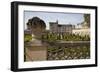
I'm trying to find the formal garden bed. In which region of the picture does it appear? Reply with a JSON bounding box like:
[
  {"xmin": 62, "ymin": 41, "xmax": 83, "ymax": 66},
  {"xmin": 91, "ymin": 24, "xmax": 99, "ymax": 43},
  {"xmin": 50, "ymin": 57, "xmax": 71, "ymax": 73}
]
[
  {"xmin": 47, "ymin": 46, "xmax": 90, "ymax": 60},
  {"xmin": 42, "ymin": 33, "xmax": 90, "ymax": 42}
]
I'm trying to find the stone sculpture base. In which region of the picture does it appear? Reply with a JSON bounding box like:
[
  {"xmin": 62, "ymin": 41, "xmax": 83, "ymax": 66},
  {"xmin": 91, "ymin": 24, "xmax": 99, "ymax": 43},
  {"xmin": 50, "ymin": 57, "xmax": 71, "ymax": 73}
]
[{"xmin": 25, "ymin": 45, "xmax": 47, "ymax": 61}]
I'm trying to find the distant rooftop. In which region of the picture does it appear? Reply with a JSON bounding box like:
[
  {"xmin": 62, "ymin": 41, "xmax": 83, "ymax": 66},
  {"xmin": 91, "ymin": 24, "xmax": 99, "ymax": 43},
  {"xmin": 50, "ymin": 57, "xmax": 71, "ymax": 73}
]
[{"xmin": 49, "ymin": 20, "xmax": 72, "ymax": 26}]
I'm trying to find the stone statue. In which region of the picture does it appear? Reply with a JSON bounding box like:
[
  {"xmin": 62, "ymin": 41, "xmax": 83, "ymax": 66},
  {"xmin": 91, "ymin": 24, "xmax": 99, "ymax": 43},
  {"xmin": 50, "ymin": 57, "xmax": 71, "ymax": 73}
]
[
  {"xmin": 25, "ymin": 17, "xmax": 47, "ymax": 61},
  {"xmin": 26, "ymin": 17, "xmax": 46, "ymax": 46}
]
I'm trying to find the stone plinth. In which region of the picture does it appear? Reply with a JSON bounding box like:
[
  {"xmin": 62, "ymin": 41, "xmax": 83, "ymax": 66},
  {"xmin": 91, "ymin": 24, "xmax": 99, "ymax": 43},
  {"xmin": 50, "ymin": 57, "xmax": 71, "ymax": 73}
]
[{"xmin": 25, "ymin": 40, "xmax": 47, "ymax": 62}]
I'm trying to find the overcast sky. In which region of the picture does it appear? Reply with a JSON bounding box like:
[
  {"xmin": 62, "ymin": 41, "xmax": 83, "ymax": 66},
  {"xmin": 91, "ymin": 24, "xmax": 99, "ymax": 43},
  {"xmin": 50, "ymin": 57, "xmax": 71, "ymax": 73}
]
[{"xmin": 24, "ymin": 11, "xmax": 84, "ymax": 30}]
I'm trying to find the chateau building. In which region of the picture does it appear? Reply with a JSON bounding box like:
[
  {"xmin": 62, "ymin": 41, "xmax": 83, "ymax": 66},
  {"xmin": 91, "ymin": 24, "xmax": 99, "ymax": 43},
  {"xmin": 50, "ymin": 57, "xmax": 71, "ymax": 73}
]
[
  {"xmin": 49, "ymin": 20, "xmax": 90, "ymax": 36},
  {"xmin": 49, "ymin": 20, "xmax": 75, "ymax": 33}
]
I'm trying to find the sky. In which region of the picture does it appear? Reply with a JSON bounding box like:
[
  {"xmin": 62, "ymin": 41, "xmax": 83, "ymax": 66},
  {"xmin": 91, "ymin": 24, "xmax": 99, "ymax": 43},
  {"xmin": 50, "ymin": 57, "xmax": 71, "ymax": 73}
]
[{"xmin": 24, "ymin": 11, "xmax": 84, "ymax": 30}]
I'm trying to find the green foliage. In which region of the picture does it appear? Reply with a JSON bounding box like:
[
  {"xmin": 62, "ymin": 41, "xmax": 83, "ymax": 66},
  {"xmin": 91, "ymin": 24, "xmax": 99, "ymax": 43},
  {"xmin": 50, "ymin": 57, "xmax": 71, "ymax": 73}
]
[
  {"xmin": 47, "ymin": 46, "xmax": 90, "ymax": 60},
  {"xmin": 24, "ymin": 34, "xmax": 32, "ymax": 42},
  {"xmin": 42, "ymin": 33, "xmax": 90, "ymax": 42}
]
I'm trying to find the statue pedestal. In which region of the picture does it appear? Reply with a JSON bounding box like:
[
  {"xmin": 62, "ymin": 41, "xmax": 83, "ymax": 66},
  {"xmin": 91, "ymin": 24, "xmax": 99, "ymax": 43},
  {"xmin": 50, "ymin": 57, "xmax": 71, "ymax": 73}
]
[{"xmin": 25, "ymin": 40, "xmax": 47, "ymax": 61}]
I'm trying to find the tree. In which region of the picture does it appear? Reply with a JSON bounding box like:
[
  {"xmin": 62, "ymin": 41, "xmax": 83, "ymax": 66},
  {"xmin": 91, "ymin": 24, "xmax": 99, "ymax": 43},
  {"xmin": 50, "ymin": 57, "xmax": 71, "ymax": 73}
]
[{"xmin": 84, "ymin": 14, "xmax": 90, "ymax": 27}]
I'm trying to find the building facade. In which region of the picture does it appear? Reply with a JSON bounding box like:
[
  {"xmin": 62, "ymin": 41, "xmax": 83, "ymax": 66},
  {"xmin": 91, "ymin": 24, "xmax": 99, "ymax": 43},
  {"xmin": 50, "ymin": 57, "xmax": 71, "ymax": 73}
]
[
  {"xmin": 49, "ymin": 21, "xmax": 74, "ymax": 33},
  {"xmin": 72, "ymin": 28, "xmax": 90, "ymax": 36},
  {"xmin": 72, "ymin": 21, "xmax": 90, "ymax": 36}
]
